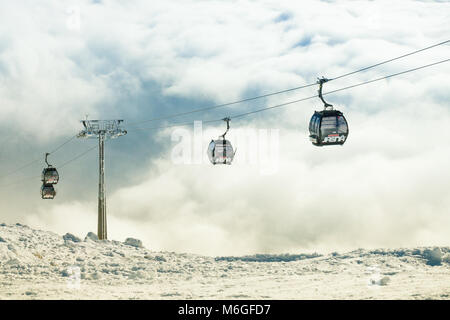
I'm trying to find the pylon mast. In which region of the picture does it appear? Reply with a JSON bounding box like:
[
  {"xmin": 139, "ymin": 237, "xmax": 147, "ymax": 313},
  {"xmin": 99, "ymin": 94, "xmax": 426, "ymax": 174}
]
[
  {"xmin": 77, "ymin": 119, "xmax": 127, "ymax": 240},
  {"xmin": 98, "ymin": 132, "xmax": 106, "ymax": 239}
]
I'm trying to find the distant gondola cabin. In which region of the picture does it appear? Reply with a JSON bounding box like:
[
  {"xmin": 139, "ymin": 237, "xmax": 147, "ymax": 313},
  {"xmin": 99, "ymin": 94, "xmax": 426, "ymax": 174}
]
[
  {"xmin": 207, "ymin": 139, "xmax": 235, "ymax": 165},
  {"xmin": 41, "ymin": 184, "xmax": 56, "ymax": 199}
]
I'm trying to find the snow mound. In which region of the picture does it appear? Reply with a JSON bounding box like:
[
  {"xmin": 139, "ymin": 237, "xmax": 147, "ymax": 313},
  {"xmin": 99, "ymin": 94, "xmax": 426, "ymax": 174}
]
[
  {"xmin": 85, "ymin": 232, "xmax": 98, "ymax": 241},
  {"xmin": 1, "ymin": 223, "xmax": 450, "ymax": 300},
  {"xmin": 423, "ymin": 248, "xmax": 442, "ymax": 266},
  {"xmin": 63, "ymin": 233, "xmax": 81, "ymax": 243},
  {"xmin": 124, "ymin": 238, "xmax": 143, "ymax": 248},
  {"xmin": 215, "ymin": 253, "xmax": 321, "ymax": 262}
]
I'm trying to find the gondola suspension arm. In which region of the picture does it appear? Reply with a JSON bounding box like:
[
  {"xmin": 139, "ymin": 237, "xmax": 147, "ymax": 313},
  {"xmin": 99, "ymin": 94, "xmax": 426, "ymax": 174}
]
[
  {"xmin": 44, "ymin": 152, "xmax": 51, "ymax": 167},
  {"xmin": 220, "ymin": 117, "xmax": 231, "ymax": 139},
  {"xmin": 317, "ymin": 77, "xmax": 333, "ymax": 110}
]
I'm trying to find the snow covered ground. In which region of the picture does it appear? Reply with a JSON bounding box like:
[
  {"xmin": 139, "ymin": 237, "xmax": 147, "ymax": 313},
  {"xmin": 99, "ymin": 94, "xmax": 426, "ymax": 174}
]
[{"xmin": 0, "ymin": 223, "xmax": 449, "ymax": 300}]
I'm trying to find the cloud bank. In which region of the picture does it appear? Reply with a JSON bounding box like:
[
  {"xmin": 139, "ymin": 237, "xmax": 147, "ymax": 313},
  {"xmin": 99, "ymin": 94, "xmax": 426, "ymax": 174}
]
[{"xmin": 0, "ymin": 0, "xmax": 449, "ymax": 255}]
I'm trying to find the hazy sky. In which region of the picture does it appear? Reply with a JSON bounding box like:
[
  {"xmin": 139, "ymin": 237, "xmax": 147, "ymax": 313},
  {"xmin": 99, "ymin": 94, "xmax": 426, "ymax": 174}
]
[{"xmin": 0, "ymin": 0, "xmax": 449, "ymax": 255}]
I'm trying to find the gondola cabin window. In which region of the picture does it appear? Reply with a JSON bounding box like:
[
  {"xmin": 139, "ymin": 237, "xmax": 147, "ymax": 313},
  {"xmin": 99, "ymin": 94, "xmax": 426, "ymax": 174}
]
[
  {"xmin": 337, "ymin": 116, "xmax": 348, "ymax": 133},
  {"xmin": 321, "ymin": 116, "xmax": 338, "ymax": 136}
]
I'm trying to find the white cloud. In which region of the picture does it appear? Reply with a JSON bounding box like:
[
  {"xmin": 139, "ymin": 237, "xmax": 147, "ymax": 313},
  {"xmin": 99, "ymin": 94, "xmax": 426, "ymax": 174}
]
[{"xmin": 1, "ymin": 0, "xmax": 450, "ymax": 255}]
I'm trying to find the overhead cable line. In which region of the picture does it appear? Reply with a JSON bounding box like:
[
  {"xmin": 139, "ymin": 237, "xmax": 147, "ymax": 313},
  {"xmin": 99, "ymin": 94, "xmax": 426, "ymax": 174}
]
[
  {"xmin": 230, "ymin": 58, "xmax": 450, "ymax": 119},
  {"xmin": 128, "ymin": 58, "xmax": 450, "ymax": 131},
  {"xmin": 126, "ymin": 83, "xmax": 318, "ymax": 126},
  {"xmin": 0, "ymin": 158, "xmax": 41, "ymax": 181},
  {"xmin": 0, "ymin": 174, "xmax": 41, "ymax": 190},
  {"xmin": 126, "ymin": 39, "xmax": 449, "ymax": 127},
  {"xmin": 0, "ymin": 144, "xmax": 98, "ymax": 190},
  {"xmin": 58, "ymin": 144, "xmax": 98, "ymax": 169},
  {"xmin": 49, "ymin": 134, "xmax": 77, "ymax": 154},
  {"xmin": 330, "ymin": 39, "xmax": 450, "ymax": 81},
  {"xmin": 0, "ymin": 134, "xmax": 78, "ymax": 181},
  {"xmin": 1, "ymin": 41, "xmax": 449, "ymax": 183}
]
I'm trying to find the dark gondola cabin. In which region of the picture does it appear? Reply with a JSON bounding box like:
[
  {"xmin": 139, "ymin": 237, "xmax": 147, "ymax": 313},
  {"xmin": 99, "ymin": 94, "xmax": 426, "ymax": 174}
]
[
  {"xmin": 309, "ymin": 77, "xmax": 349, "ymax": 146},
  {"xmin": 40, "ymin": 152, "xmax": 59, "ymax": 199},
  {"xmin": 309, "ymin": 110, "xmax": 348, "ymax": 146},
  {"xmin": 42, "ymin": 167, "xmax": 59, "ymax": 185},
  {"xmin": 41, "ymin": 184, "xmax": 56, "ymax": 199},
  {"xmin": 207, "ymin": 139, "xmax": 235, "ymax": 165}
]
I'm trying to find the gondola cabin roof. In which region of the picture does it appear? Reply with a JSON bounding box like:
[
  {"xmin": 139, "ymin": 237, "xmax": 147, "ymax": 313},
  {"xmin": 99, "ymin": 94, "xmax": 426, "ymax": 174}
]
[{"xmin": 313, "ymin": 109, "xmax": 345, "ymax": 117}]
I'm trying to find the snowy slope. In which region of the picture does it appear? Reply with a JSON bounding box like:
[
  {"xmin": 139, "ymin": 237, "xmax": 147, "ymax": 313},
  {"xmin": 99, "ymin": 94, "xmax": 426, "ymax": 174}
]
[{"xmin": 0, "ymin": 223, "xmax": 449, "ymax": 300}]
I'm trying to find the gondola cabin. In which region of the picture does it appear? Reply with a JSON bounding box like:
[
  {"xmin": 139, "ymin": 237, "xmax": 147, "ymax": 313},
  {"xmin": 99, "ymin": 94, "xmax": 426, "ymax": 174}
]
[
  {"xmin": 42, "ymin": 167, "xmax": 59, "ymax": 185},
  {"xmin": 41, "ymin": 184, "xmax": 56, "ymax": 200},
  {"xmin": 309, "ymin": 110, "xmax": 348, "ymax": 146},
  {"xmin": 207, "ymin": 139, "xmax": 235, "ymax": 165}
]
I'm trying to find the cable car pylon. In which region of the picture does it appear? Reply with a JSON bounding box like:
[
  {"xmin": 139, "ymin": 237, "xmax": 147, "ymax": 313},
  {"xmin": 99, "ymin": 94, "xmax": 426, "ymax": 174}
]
[{"xmin": 77, "ymin": 119, "xmax": 127, "ymax": 240}]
